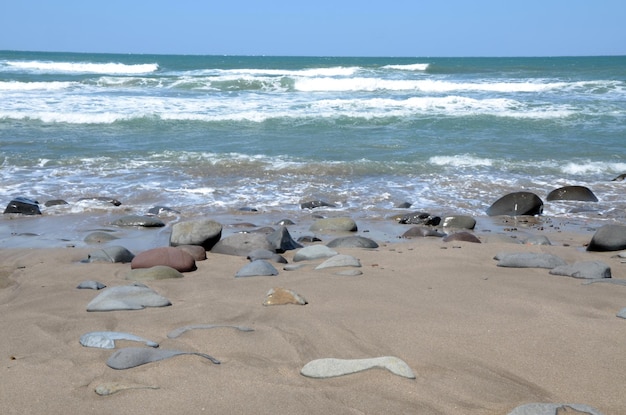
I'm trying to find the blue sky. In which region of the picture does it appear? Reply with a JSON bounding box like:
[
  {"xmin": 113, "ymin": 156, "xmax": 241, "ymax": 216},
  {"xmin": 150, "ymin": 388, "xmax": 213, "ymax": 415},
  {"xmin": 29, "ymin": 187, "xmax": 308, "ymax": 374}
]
[{"xmin": 1, "ymin": 1, "xmax": 624, "ymax": 57}]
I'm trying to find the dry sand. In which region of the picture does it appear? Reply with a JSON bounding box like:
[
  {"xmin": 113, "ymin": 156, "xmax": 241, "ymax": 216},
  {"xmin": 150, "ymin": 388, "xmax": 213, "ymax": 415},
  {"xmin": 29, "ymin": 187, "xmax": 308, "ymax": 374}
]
[{"xmin": 0, "ymin": 228, "xmax": 625, "ymax": 414}]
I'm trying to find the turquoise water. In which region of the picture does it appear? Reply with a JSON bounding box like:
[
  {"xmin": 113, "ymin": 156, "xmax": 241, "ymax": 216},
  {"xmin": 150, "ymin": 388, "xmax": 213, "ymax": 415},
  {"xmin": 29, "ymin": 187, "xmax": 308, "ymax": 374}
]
[{"xmin": 1, "ymin": 51, "xmax": 626, "ymax": 227}]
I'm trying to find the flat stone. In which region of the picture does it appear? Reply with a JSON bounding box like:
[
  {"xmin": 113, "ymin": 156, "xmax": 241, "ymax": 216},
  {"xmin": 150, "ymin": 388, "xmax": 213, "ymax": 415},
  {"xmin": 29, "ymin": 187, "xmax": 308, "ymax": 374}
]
[
  {"xmin": 211, "ymin": 232, "xmax": 274, "ymax": 256},
  {"xmin": 494, "ymin": 252, "xmax": 567, "ymax": 269},
  {"xmin": 169, "ymin": 219, "xmax": 223, "ymax": 250},
  {"xmin": 80, "ymin": 331, "xmax": 159, "ymax": 349},
  {"xmin": 442, "ymin": 231, "xmax": 481, "ymax": 243},
  {"xmin": 86, "ymin": 283, "xmax": 171, "ymax": 311},
  {"xmin": 94, "ymin": 382, "xmax": 159, "ymax": 396},
  {"xmin": 315, "ymin": 254, "xmax": 361, "ymax": 270},
  {"xmin": 310, "ymin": 217, "xmax": 357, "ymax": 232},
  {"xmin": 326, "ymin": 235, "xmax": 379, "ymax": 248},
  {"xmin": 235, "ymin": 260, "xmax": 279, "ymax": 277},
  {"xmin": 126, "ymin": 265, "xmax": 184, "ymax": 281},
  {"xmin": 549, "ymin": 261, "xmax": 611, "ymax": 279},
  {"xmin": 401, "ymin": 226, "xmax": 445, "ymax": 238},
  {"xmin": 76, "ymin": 280, "xmax": 106, "ymax": 290},
  {"xmin": 293, "ymin": 245, "xmax": 338, "ymax": 262},
  {"xmin": 111, "ymin": 215, "xmax": 165, "ymax": 227},
  {"xmin": 247, "ymin": 249, "xmax": 287, "ymax": 263},
  {"xmin": 335, "ymin": 269, "xmax": 363, "ymax": 276},
  {"xmin": 131, "ymin": 246, "xmax": 196, "ymax": 272},
  {"xmin": 84, "ymin": 231, "xmax": 119, "ymax": 243},
  {"xmin": 81, "ymin": 246, "xmax": 135, "ymax": 263},
  {"xmin": 507, "ymin": 403, "xmax": 604, "ymax": 415},
  {"xmin": 106, "ymin": 347, "xmax": 219, "ymax": 369},
  {"xmin": 263, "ymin": 287, "xmax": 308, "ymax": 306},
  {"xmin": 300, "ymin": 356, "xmax": 415, "ymax": 379},
  {"xmin": 167, "ymin": 324, "xmax": 254, "ymax": 339}
]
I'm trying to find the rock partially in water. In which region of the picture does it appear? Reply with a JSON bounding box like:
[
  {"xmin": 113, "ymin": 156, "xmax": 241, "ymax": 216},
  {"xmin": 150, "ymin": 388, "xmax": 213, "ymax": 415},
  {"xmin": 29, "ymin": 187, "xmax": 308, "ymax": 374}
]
[
  {"xmin": 301, "ymin": 356, "xmax": 415, "ymax": 379},
  {"xmin": 3, "ymin": 197, "xmax": 41, "ymax": 215},
  {"xmin": 111, "ymin": 215, "xmax": 165, "ymax": 227},
  {"xmin": 300, "ymin": 200, "xmax": 336, "ymax": 209},
  {"xmin": 84, "ymin": 231, "xmax": 119, "ymax": 244},
  {"xmin": 442, "ymin": 215, "xmax": 476, "ymax": 230},
  {"xmin": 546, "ymin": 185, "xmax": 598, "ymax": 202},
  {"xmin": 486, "ymin": 191, "xmax": 543, "ymax": 216}
]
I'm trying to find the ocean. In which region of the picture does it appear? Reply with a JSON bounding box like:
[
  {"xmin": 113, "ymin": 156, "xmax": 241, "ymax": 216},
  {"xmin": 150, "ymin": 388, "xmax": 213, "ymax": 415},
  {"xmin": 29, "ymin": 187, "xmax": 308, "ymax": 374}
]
[{"xmin": 1, "ymin": 51, "xmax": 625, "ymax": 248}]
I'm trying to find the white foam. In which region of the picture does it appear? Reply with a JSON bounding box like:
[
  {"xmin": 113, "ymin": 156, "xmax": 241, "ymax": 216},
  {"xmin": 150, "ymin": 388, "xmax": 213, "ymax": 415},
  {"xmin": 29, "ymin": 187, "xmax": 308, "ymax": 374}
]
[
  {"xmin": 429, "ymin": 155, "xmax": 494, "ymax": 168},
  {"xmin": 0, "ymin": 81, "xmax": 75, "ymax": 91},
  {"xmin": 4, "ymin": 60, "xmax": 158, "ymax": 74},
  {"xmin": 382, "ymin": 63, "xmax": 430, "ymax": 71},
  {"xmin": 561, "ymin": 161, "xmax": 626, "ymax": 175}
]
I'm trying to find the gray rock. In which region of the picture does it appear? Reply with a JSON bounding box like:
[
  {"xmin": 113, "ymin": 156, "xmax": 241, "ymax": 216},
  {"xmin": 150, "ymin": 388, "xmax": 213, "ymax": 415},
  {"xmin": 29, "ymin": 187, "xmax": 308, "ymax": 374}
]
[
  {"xmin": 494, "ymin": 252, "xmax": 567, "ymax": 269},
  {"xmin": 147, "ymin": 205, "xmax": 180, "ymax": 215},
  {"xmin": 82, "ymin": 246, "xmax": 135, "ymax": 263},
  {"xmin": 401, "ymin": 226, "xmax": 445, "ymax": 238},
  {"xmin": 235, "ymin": 260, "xmax": 279, "ymax": 277},
  {"xmin": 335, "ymin": 269, "xmax": 363, "ymax": 276},
  {"xmin": 293, "ymin": 245, "xmax": 338, "ymax": 262},
  {"xmin": 549, "ymin": 261, "xmax": 611, "ymax": 279},
  {"xmin": 247, "ymin": 249, "xmax": 288, "ymax": 263},
  {"xmin": 616, "ymin": 308, "xmax": 626, "ymax": 319},
  {"xmin": 587, "ymin": 224, "xmax": 626, "ymax": 252},
  {"xmin": 111, "ymin": 215, "xmax": 165, "ymax": 227},
  {"xmin": 442, "ymin": 215, "xmax": 476, "ymax": 230},
  {"xmin": 546, "ymin": 185, "xmax": 598, "ymax": 202},
  {"xmin": 266, "ymin": 226, "xmax": 303, "ymax": 252},
  {"xmin": 106, "ymin": 347, "xmax": 219, "ymax": 370},
  {"xmin": 78, "ymin": 197, "xmax": 122, "ymax": 206},
  {"xmin": 507, "ymin": 403, "xmax": 605, "ymax": 415},
  {"xmin": 84, "ymin": 231, "xmax": 119, "ymax": 243},
  {"xmin": 300, "ymin": 356, "xmax": 415, "ymax": 379},
  {"xmin": 169, "ymin": 219, "xmax": 223, "ymax": 250},
  {"xmin": 326, "ymin": 235, "xmax": 379, "ymax": 248},
  {"xmin": 86, "ymin": 283, "xmax": 171, "ymax": 311},
  {"xmin": 126, "ymin": 265, "xmax": 185, "ymax": 281},
  {"xmin": 310, "ymin": 217, "xmax": 358, "ymax": 232},
  {"xmin": 175, "ymin": 244, "xmax": 207, "ymax": 261},
  {"xmin": 211, "ymin": 232, "xmax": 274, "ymax": 256},
  {"xmin": 315, "ymin": 254, "xmax": 361, "ymax": 270},
  {"xmin": 486, "ymin": 192, "xmax": 543, "ymax": 216},
  {"xmin": 76, "ymin": 280, "xmax": 106, "ymax": 290},
  {"xmin": 80, "ymin": 331, "xmax": 159, "ymax": 349}
]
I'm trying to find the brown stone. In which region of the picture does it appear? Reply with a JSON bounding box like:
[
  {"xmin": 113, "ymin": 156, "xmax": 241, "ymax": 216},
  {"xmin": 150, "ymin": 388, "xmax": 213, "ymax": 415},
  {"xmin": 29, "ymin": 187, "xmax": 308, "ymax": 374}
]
[
  {"xmin": 263, "ymin": 287, "xmax": 307, "ymax": 306},
  {"xmin": 131, "ymin": 246, "xmax": 196, "ymax": 272}
]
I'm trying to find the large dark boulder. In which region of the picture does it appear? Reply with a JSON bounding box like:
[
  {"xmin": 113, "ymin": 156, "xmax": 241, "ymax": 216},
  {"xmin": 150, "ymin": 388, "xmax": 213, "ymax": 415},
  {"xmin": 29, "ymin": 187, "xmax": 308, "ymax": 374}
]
[
  {"xmin": 486, "ymin": 192, "xmax": 543, "ymax": 216},
  {"xmin": 546, "ymin": 185, "xmax": 598, "ymax": 202},
  {"xmin": 266, "ymin": 226, "xmax": 303, "ymax": 252},
  {"xmin": 586, "ymin": 225, "xmax": 626, "ymax": 251},
  {"xmin": 3, "ymin": 197, "xmax": 41, "ymax": 215}
]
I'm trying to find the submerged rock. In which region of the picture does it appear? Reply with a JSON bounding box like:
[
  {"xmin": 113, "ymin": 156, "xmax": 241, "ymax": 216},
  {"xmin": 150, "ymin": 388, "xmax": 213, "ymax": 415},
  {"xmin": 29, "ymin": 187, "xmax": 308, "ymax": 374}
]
[
  {"xmin": 486, "ymin": 192, "xmax": 543, "ymax": 216},
  {"xmin": 546, "ymin": 185, "xmax": 598, "ymax": 202}
]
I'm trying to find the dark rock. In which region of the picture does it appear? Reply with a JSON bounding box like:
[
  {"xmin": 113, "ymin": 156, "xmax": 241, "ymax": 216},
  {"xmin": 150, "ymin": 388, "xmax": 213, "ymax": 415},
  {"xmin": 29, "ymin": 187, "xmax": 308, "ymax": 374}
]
[
  {"xmin": 395, "ymin": 201, "xmax": 412, "ymax": 209},
  {"xmin": 131, "ymin": 247, "xmax": 196, "ymax": 272},
  {"xmin": 442, "ymin": 232, "xmax": 481, "ymax": 243},
  {"xmin": 235, "ymin": 260, "xmax": 279, "ymax": 277},
  {"xmin": 276, "ymin": 219, "xmax": 295, "ymax": 226},
  {"xmin": 395, "ymin": 211, "xmax": 441, "ymax": 226},
  {"xmin": 546, "ymin": 185, "xmax": 598, "ymax": 202},
  {"xmin": 238, "ymin": 206, "xmax": 258, "ymax": 212},
  {"xmin": 147, "ymin": 205, "xmax": 180, "ymax": 215},
  {"xmin": 401, "ymin": 226, "xmax": 445, "ymax": 238},
  {"xmin": 82, "ymin": 246, "xmax": 135, "ymax": 263},
  {"xmin": 266, "ymin": 226, "xmax": 303, "ymax": 252},
  {"xmin": 300, "ymin": 200, "xmax": 336, "ymax": 209},
  {"xmin": 486, "ymin": 192, "xmax": 543, "ymax": 216},
  {"xmin": 78, "ymin": 197, "xmax": 122, "ymax": 206},
  {"xmin": 297, "ymin": 235, "xmax": 322, "ymax": 243},
  {"xmin": 3, "ymin": 197, "xmax": 41, "ymax": 215},
  {"xmin": 549, "ymin": 261, "xmax": 611, "ymax": 279},
  {"xmin": 611, "ymin": 173, "xmax": 626, "ymax": 181},
  {"xmin": 586, "ymin": 225, "xmax": 626, "ymax": 252},
  {"xmin": 326, "ymin": 235, "xmax": 379, "ymax": 248},
  {"xmin": 494, "ymin": 252, "xmax": 567, "ymax": 269},
  {"xmin": 310, "ymin": 217, "xmax": 357, "ymax": 232},
  {"xmin": 169, "ymin": 219, "xmax": 222, "ymax": 250},
  {"xmin": 211, "ymin": 232, "xmax": 274, "ymax": 256},
  {"xmin": 111, "ymin": 215, "xmax": 165, "ymax": 227},
  {"xmin": 442, "ymin": 215, "xmax": 476, "ymax": 230},
  {"xmin": 44, "ymin": 199, "xmax": 68, "ymax": 207}
]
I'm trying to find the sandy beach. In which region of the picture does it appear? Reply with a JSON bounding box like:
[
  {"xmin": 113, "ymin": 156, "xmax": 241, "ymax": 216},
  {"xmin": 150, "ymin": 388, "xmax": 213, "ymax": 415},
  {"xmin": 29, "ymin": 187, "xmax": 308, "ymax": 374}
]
[{"xmin": 0, "ymin": 216, "xmax": 625, "ymax": 415}]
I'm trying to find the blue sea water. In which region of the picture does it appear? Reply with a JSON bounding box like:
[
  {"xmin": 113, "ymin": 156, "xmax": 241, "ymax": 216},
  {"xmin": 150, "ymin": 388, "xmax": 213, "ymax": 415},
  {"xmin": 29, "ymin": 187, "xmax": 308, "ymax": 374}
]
[{"xmin": 1, "ymin": 51, "xmax": 626, "ymax": 246}]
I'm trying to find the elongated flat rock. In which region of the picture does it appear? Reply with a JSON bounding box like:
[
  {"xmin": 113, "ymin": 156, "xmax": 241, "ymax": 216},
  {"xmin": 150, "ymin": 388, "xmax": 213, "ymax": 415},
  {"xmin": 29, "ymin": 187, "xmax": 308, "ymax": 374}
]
[
  {"xmin": 314, "ymin": 254, "xmax": 361, "ymax": 270},
  {"xmin": 86, "ymin": 283, "xmax": 171, "ymax": 311},
  {"xmin": 300, "ymin": 356, "xmax": 415, "ymax": 379},
  {"xmin": 494, "ymin": 252, "xmax": 567, "ymax": 269},
  {"xmin": 507, "ymin": 403, "xmax": 604, "ymax": 415},
  {"xmin": 106, "ymin": 347, "xmax": 220, "ymax": 369},
  {"xmin": 80, "ymin": 331, "xmax": 159, "ymax": 349},
  {"xmin": 167, "ymin": 324, "xmax": 254, "ymax": 339}
]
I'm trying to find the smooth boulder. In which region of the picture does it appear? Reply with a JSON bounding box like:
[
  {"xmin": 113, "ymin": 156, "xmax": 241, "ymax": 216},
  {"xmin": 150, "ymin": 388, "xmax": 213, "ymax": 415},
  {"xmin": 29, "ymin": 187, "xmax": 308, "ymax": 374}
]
[
  {"xmin": 169, "ymin": 219, "xmax": 223, "ymax": 250},
  {"xmin": 442, "ymin": 215, "xmax": 476, "ymax": 230},
  {"xmin": 326, "ymin": 235, "xmax": 379, "ymax": 248},
  {"xmin": 3, "ymin": 197, "xmax": 41, "ymax": 215},
  {"xmin": 586, "ymin": 225, "xmax": 626, "ymax": 252},
  {"xmin": 546, "ymin": 185, "xmax": 598, "ymax": 202},
  {"xmin": 131, "ymin": 246, "xmax": 196, "ymax": 272},
  {"xmin": 310, "ymin": 217, "xmax": 357, "ymax": 232},
  {"xmin": 293, "ymin": 245, "xmax": 338, "ymax": 262},
  {"xmin": 486, "ymin": 192, "xmax": 543, "ymax": 216},
  {"xmin": 211, "ymin": 232, "xmax": 274, "ymax": 256},
  {"xmin": 81, "ymin": 246, "xmax": 135, "ymax": 264},
  {"xmin": 235, "ymin": 260, "xmax": 279, "ymax": 277}
]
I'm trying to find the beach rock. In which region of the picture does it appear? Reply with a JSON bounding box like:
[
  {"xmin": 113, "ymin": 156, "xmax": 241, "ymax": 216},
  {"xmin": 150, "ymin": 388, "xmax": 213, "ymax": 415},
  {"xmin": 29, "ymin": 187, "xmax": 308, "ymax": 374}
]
[
  {"xmin": 84, "ymin": 231, "xmax": 119, "ymax": 243},
  {"xmin": 126, "ymin": 265, "xmax": 184, "ymax": 281},
  {"xmin": 3, "ymin": 197, "xmax": 41, "ymax": 215},
  {"xmin": 94, "ymin": 382, "xmax": 159, "ymax": 396},
  {"xmin": 617, "ymin": 308, "xmax": 626, "ymax": 319},
  {"xmin": 276, "ymin": 218, "xmax": 295, "ymax": 226},
  {"xmin": 211, "ymin": 232, "xmax": 274, "ymax": 256},
  {"xmin": 235, "ymin": 260, "xmax": 279, "ymax": 277},
  {"xmin": 82, "ymin": 246, "xmax": 135, "ymax": 263},
  {"xmin": 395, "ymin": 211, "xmax": 441, "ymax": 226},
  {"xmin": 401, "ymin": 226, "xmax": 445, "ymax": 238},
  {"xmin": 442, "ymin": 231, "xmax": 481, "ymax": 243},
  {"xmin": 76, "ymin": 280, "xmax": 106, "ymax": 290},
  {"xmin": 106, "ymin": 347, "xmax": 219, "ymax": 370},
  {"xmin": 293, "ymin": 245, "xmax": 338, "ymax": 262},
  {"xmin": 147, "ymin": 205, "xmax": 180, "ymax": 215},
  {"xmin": 131, "ymin": 246, "xmax": 196, "ymax": 272},
  {"xmin": 263, "ymin": 287, "xmax": 308, "ymax": 306},
  {"xmin": 395, "ymin": 201, "xmax": 412, "ymax": 208},
  {"xmin": 86, "ymin": 283, "xmax": 171, "ymax": 311},
  {"xmin": 494, "ymin": 252, "xmax": 567, "ymax": 269},
  {"xmin": 44, "ymin": 199, "xmax": 68, "ymax": 207},
  {"xmin": 300, "ymin": 356, "xmax": 415, "ymax": 379},
  {"xmin": 301, "ymin": 200, "xmax": 336, "ymax": 209},
  {"xmin": 486, "ymin": 192, "xmax": 543, "ymax": 216},
  {"xmin": 169, "ymin": 219, "xmax": 223, "ymax": 250},
  {"xmin": 611, "ymin": 173, "xmax": 626, "ymax": 181},
  {"xmin": 167, "ymin": 324, "xmax": 254, "ymax": 339},
  {"xmin": 78, "ymin": 197, "xmax": 122, "ymax": 206},
  {"xmin": 247, "ymin": 249, "xmax": 288, "ymax": 264},
  {"xmin": 315, "ymin": 254, "xmax": 361, "ymax": 270},
  {"xmin": 442, "ymin": 215, "xmax": 476, "ymax": 230},
  {"xmin": 523, "ymin": 235, "xmax": 552, "ymax": 245},
  {"xmin": 586, "ymin": 224, "xmax": 626, "ymax": 251},
  {"xmin": 175, "ymin": 244, "xmax": 207, "ymax": 261},
  {"xmin": 79, "ymin": 331, "xmax": 159, "ymax": 349},
  {"xmin": 326, "ymin": 235, "xmax": 379, "ymax": 248},
  {"xmin": 336, "ymin": 269, "xmax": 363, "ymax": 276},
  {"xmin": 549, "ymin": 261, "xmax": 611, "ymax": 279},
  {"xmin": 297, "ymin": 235, "xmax": 322, "ymax": 243},
  {"xmin": 546, "ymin": 185, "xmax": 598, "ymax": 202},
  {"xmin": 507, "ymin": 403, "xmax": 605, "ymax": 415},
  {"xmin": 310, "ymin": 217, "xmax": 358, "ymax": 232},
  {"xmin": 267, "ymin": 226, "xmax": 303, "ymax": 252},
  {"xmin": 111, "ymin": 214, "xmax": 165, "ymax": 227}
]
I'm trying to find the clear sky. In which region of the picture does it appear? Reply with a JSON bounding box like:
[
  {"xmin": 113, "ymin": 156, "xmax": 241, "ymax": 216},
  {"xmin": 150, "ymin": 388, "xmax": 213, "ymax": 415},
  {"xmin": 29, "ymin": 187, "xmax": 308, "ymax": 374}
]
[{"xmin": 1, "ymin": 1, "xmax": 624, "ymax": 57}]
